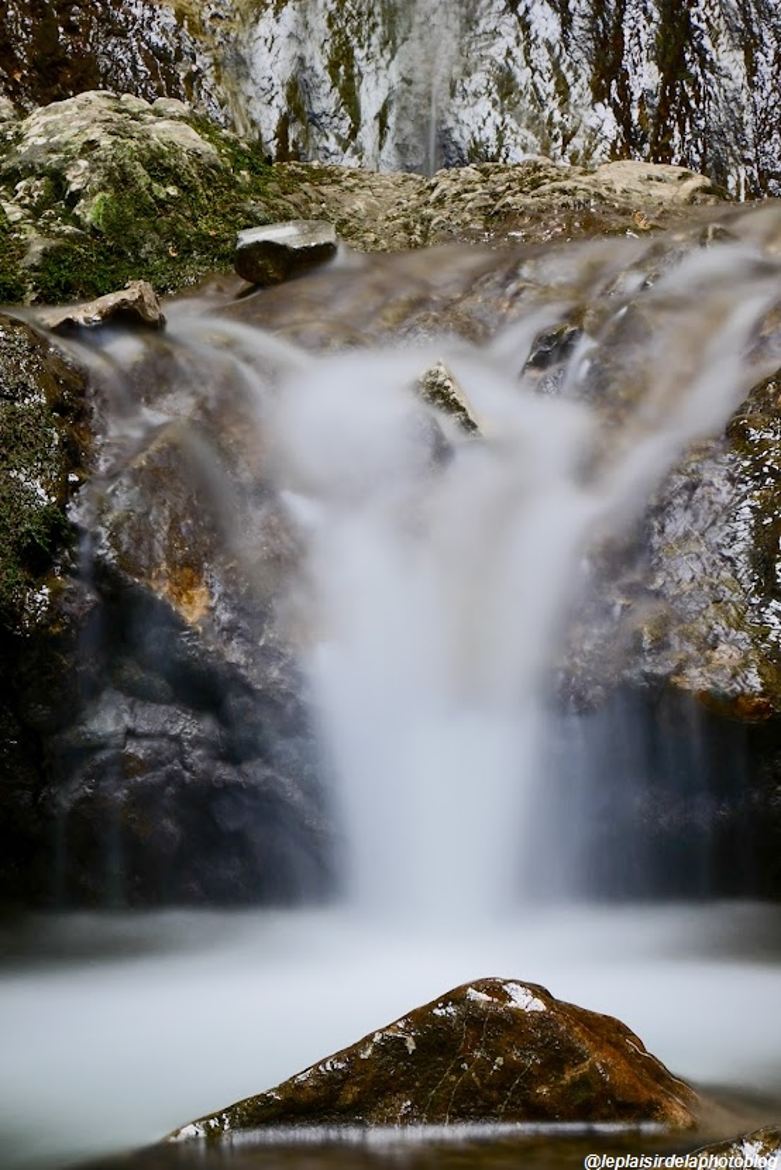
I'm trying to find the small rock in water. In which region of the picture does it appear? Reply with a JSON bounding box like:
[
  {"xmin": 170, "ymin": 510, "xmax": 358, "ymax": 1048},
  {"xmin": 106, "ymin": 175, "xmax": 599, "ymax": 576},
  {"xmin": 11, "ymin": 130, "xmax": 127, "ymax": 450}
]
[
  {"xmin": 168, "ymin": 977, "xmax": 700, "ymax": 1140},
  {"xmin": 37, "ymin": 281, "xmax": 165, "ymax": 332},
  {"xmin": 234, "ymin": 221, "xmax": 338, "ymax": 286},
  {"xmin": 418, "ymin": 360, "xmax": 481, "ymax": 434}
]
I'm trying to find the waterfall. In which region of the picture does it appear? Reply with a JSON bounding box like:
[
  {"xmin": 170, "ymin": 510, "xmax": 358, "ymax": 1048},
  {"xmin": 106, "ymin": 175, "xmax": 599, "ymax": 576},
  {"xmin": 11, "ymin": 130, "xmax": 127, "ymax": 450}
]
[{"xmin": 50, "ymin": 213, "xmax": 781, "ymax": 915}]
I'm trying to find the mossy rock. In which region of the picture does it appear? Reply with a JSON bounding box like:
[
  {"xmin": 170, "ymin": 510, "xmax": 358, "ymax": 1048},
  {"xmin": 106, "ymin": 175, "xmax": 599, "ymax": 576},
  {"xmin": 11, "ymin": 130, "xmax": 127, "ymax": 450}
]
[
  {"xmin": 0, "ymin": 313, "xmax": 88, "ymax": 627},
  {"xmin": 0, "ymin": 91, "xmax": 278, "ymax": 303}
]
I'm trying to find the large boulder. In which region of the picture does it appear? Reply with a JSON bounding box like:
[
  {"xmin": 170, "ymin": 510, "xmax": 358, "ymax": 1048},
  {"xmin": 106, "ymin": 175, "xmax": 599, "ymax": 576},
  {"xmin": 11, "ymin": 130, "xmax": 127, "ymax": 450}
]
[{"xmin": 169, "ymin": 978, "xmax": 699, "ymax": 1140}]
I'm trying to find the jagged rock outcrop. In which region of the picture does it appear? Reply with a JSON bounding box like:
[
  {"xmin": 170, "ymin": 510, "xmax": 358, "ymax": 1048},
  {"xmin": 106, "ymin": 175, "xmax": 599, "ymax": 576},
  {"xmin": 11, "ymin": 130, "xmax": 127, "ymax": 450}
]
[
  {"xmin": 2, "ymin": 1, "xmax": 778, "ymax": 195},
  {"xmin": 169, "ymin": 978, "xmax": 699, "ymax": 1139},
  {"xmin": 0, "ymin": 89, "xmax": 723, "ymax": 306}
]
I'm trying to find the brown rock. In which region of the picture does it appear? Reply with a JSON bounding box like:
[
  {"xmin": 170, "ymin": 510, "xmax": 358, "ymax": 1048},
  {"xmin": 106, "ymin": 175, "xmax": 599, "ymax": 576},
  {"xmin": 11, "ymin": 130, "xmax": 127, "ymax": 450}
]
[
  {"xmin": 37, "ymin": 280, "xmax": 165, "ymax": 332},
  {"xmin": 168, "ymin": 978, "xmax": 699, "ymax": 1141}
]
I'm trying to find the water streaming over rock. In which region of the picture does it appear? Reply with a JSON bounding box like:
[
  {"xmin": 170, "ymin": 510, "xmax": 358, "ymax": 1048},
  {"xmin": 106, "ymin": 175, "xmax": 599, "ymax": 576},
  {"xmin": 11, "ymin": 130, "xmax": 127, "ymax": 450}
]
[{"xmin": 46, "ymin": 210, "xmax": 781, "ymax": 913}]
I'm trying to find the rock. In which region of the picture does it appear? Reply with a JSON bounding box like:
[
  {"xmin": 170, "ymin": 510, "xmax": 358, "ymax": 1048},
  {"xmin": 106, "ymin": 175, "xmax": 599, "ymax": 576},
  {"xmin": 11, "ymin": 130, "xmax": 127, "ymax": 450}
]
[
  {"xmin": 257, "ymin": 159, "xmax": 723, "ymax": 255},
  {"xmin": 28, "ymin": 334, "xmax": 331, "ymax": 908},
  {"xmin": 37, "ymin": 281, "xmax": 165, "ymax": 332},
  {"xmin": 0, "ymin": 85, "xmax": 734, "ymax": 306},
  {"xmin": 169, "ymin": 978, "xmax": 699, "ymax": 1139},
  {"xmin": 417, "ymin": 360, "xmax": 481, "ymax": 435},
  {"xmin": 692, "ymin": 1127, "xmax": 781, "ymax": 1169},
  {"xmin": 0, "ymin": 312, "xmax": 89, "ymax": 907},
  {"xmin": 234, "ymin": 221, "xmax": 338, "ymax": 286},
  {"xmin": 1, "ymin": 3, "xmax": 778, "ymax": 198},
  {"xmin": 0, "ymin": 0, "xmax": 224, "ymax": 117},
  {"xmin": 0, "ymin": 90, "xmax": 279, "ymax": 303},
  {"xmin": 0, "ymin": 314, "xmax": 87, "ymax": 627}
]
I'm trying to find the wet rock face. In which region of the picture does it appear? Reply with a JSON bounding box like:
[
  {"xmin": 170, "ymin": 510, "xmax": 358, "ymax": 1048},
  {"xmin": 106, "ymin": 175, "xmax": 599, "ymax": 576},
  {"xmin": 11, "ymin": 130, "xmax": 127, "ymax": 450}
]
[
  {"xmin": 0, "ymin": 0, "xmax": 225, "ymax": 119},
  {"xmin": 36, "ymin": 332, "xmax": 332, "ymax": 908},
  {"xmin": 224, "ymin": 0, "xmax": 780, "ymax": 195},
  {"xmin": 0, "ymin": 299, "xmax": 332, "ymax": 909},
  {"xmin": 1, "ymin": 2, "xmax": 778, "ymax": 196},
  {"xmin": 0, "ymin": 314, "xmax": 89, "ymax": 905},
  {"xmin": 170, "ymin": 978, "xmax": 699, "ymax": 1138}
]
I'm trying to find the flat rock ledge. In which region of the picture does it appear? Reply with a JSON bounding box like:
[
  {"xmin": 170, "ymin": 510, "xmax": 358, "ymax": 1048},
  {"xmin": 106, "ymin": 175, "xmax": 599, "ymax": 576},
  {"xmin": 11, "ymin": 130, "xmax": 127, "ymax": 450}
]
[
  {"xmin": 168, "ymin": 978, "xmax": 699, "ymax": 1142},
  {"xmin": 234, "ymin": 221, "xmax": 338, "ymax": 286},
  {"xmin": 36, "ymin": 281, "xmax": 165, "ymax": 332}
]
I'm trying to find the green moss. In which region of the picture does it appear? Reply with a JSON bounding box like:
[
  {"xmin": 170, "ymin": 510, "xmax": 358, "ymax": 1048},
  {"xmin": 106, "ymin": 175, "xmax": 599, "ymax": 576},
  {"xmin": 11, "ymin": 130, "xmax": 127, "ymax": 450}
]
[
  {"xmin": 326, "ymin": 20, "xmax": 361, "ymax": 140},
  {"xmin": 0, "ymin": 207, "xmax": 28, "ymax": 303},
  {"xmin": 0, "ymin": 315, "xmax": 88, "ymax": 626},
  {"xmin": 28, "ymin": 136, "xmax": 275, "ymax": 301}
]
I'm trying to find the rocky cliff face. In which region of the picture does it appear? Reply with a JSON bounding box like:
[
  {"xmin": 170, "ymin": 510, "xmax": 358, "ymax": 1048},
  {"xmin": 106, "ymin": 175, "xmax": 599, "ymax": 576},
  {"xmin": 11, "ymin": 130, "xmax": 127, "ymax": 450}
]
[{"xmin": 1, "ymin": 1, "xmax": 779, "ymax": 195}]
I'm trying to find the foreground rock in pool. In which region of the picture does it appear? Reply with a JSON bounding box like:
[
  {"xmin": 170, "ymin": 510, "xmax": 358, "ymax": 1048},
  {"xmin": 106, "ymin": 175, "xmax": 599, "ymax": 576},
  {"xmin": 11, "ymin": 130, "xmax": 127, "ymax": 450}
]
[{"xmin": 169, "ymin": 978, "xmax": 699, "ymax": 1140}]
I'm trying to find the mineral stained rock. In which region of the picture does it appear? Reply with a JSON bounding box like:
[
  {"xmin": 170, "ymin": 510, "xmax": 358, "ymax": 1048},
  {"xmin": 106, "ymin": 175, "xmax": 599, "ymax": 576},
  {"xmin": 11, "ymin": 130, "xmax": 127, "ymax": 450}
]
[{"xmin": 169, "ymin": 978, "xmax": 699, "ymax": 1140}]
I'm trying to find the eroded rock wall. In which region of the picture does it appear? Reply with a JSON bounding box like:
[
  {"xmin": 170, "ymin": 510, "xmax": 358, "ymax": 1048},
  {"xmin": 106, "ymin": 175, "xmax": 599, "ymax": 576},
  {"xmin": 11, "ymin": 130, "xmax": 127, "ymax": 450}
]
[{"xmin": 3, "ymin": 1, "xmax": 777, "ymax": 194}]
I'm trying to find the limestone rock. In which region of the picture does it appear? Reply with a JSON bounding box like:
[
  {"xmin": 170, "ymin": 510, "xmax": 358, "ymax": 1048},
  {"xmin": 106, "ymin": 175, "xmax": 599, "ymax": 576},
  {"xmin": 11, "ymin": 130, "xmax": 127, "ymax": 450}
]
[
  {"xmin": 169, "ymin": 978, "xmax": 699, "ymax": 1139},
  {"xmin": 1, "ymin": 2, "xmax": 778, "ymax": 199},
  {"xmin": 234, "ymin": 221, "xmax": 338, "ymax": 286},
  {"xmin": 37, "ymin": 281, "xmax": 165, "ymax": 332}
]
